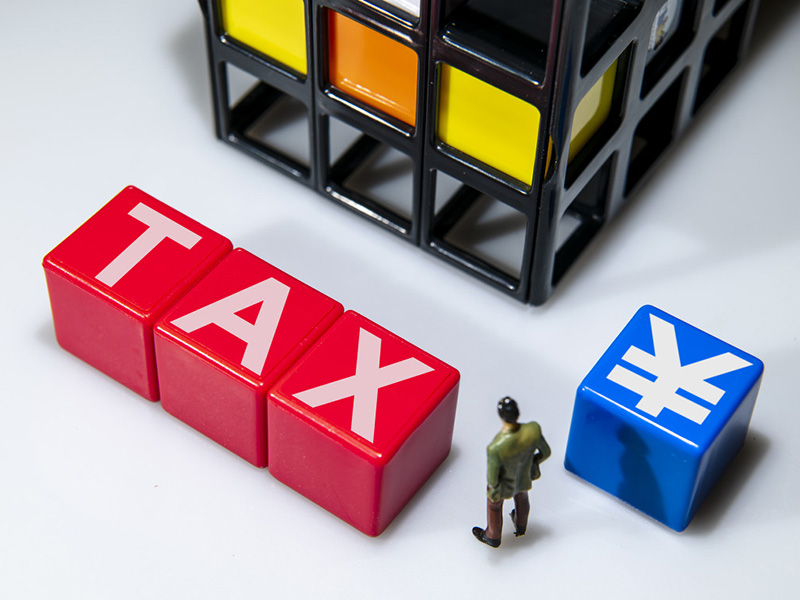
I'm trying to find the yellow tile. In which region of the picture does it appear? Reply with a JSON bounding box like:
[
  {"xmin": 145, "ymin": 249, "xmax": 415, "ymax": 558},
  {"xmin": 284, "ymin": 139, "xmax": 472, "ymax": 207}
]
[
  {"xmin": 569, "ymin": 58, "xmax": 618, "ymax": 162},
  {"xmin": 222, "ymin": 0, "xmax": 307, "ymax": 76},
  {"xmin": 437, "ymin": 64, "xmax": 540, "ymax": 186}
]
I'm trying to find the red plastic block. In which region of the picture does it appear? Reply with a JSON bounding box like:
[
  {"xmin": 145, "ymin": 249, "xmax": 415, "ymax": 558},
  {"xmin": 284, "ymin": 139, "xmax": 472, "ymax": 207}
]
[
  {"xmin": 268, "ymin": 311, "xmax": 460, "ymax": 536},
  {"xmin": 154, "ymin": 248, "xmax": 344, "ymax": 467},
  {"xmin": 43, "ymin": 186, "xmax": 232, "ymax": 400}
]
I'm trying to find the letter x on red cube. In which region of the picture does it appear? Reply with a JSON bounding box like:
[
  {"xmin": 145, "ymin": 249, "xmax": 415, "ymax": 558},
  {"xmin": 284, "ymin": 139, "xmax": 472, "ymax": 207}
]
[
  {"xmin": 42, "ymin": 186, "xmax": 232, "ymax": 400},
  {"xmin": 268, "ymin": 311, "xmax": 460, "ymax": 536},
  {"xmin": 154, "ymin": 248, "xmax": 344, "ymax": 467}
]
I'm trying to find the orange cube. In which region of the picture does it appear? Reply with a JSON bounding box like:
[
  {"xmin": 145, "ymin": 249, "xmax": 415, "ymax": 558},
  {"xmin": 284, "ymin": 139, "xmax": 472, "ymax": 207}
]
[{"xmin": 327, "ymin": 10, "xmax": 418, "ymax": 127}]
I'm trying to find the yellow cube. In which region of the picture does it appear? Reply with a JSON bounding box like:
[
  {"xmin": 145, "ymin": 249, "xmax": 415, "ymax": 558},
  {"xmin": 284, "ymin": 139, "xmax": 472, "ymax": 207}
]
[
  {"xmin": 569, "ymin": 58, "xmax": 618, "ymax": 162},
  {"xmin": 437, "ymin": 64, "xmax": 541, "ymax": 187},
  {"xmin": 222, "ymin": 0, "xmax": 308, "ymax": 76}
]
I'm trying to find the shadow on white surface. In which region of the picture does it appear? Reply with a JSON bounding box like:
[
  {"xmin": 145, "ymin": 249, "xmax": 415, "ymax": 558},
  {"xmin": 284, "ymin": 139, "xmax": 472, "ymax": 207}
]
[{"xmin": 686, "ymin": 431, "xmax": 770, "ymax": 535}]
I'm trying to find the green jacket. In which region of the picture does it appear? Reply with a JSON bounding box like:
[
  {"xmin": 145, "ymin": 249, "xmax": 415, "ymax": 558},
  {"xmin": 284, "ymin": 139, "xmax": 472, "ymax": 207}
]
[{"xmin": 486, "ymin": 422, "xmax": 551, "ymax": 503}]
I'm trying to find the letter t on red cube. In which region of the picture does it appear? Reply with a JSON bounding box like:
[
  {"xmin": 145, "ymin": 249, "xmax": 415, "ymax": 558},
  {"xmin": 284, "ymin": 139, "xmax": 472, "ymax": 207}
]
[
  {"xmin": 43, "ymin": 186, "xmax": 232, "ymax": 400},
  {"xmin": 268, "ymin": 311, "xmax": 460, "ymax": 536}
]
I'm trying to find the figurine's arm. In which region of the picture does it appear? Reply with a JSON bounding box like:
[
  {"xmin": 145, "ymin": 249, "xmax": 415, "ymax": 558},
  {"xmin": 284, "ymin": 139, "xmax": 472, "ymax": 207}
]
[
  {"xmin": 534, "ymin": 434, "xmax": 551, "ymax": 465},
  {"xmin": 530, "ymin": 429, "xmax": 551, "ymax": 480},
  {"xmin": 487, "ymin": 448, "xmax": 500, "ymax": 490}
]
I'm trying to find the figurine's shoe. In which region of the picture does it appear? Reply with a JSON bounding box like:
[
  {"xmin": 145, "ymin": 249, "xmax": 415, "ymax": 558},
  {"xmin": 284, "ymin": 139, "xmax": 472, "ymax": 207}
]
[
  {"xmin": 510, "ymin": 509, "xmax": 526, "ymax": 537},
  {"xmin": 472, "ymin": 527, "xmax": 500, "ymax": 548}
]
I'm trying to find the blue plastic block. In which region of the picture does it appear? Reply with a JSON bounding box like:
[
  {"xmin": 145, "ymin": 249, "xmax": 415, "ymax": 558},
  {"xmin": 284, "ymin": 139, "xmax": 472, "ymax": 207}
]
[{"xmin": 564, "ymin": 305, "xmax": 763, "ymax": 531}]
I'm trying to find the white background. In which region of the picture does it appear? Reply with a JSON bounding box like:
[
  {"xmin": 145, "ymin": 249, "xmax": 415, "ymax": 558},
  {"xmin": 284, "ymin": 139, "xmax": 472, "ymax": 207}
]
[{"xmin": 1, "ymin": 1, "xmax": 798, "ymax": 598}]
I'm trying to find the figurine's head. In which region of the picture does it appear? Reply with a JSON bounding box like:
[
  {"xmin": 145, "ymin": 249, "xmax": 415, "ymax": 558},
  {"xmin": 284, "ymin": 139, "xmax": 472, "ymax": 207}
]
[{"xmin": 497, "ymin": 397, "xmax": 519, "ymax": 424}]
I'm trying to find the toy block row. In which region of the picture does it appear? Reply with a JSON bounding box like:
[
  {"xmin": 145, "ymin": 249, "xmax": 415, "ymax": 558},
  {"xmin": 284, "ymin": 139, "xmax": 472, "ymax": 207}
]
[{"xmin": 43, "ymin": 186, "xmax": 459, "ymax": 536}]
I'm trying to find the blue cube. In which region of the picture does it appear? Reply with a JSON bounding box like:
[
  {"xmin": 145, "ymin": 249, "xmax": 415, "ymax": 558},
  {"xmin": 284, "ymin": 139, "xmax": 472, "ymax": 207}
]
[{"xmin": 564, "ymin": 305, "xmax": 764, "ymax": 531}]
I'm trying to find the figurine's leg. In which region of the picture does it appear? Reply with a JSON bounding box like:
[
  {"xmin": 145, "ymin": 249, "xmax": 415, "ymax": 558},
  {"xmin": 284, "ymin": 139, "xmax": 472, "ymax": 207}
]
[
  {"xmin": 486, "ymin": 498, "xmax": 503, "ymax": 540},
  {"xmin": 511, "ymin": 492, "xmax": 530, "ymax": 536},
  {"xmin": 472, "ymin": 498, "xmax": 503, "ymax": 547}
]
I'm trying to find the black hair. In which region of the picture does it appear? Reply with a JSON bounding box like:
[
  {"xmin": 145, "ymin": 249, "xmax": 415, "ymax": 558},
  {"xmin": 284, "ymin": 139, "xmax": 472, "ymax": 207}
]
[{"xmin": 497, "ymin": 397, "xmax": 519, "ymax": 424}]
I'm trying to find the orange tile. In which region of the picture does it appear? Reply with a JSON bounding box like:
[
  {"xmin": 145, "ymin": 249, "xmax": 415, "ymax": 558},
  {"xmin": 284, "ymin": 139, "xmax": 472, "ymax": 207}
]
[{"xmin": 327, "ymin": 10, "xmax": 418, "ymax": 127}]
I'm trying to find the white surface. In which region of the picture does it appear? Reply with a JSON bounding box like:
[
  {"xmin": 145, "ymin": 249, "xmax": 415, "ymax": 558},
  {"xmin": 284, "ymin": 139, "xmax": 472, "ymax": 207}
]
[{"xmin": 2, "ymin": 1, "xmax": 798, "ymax": 598}]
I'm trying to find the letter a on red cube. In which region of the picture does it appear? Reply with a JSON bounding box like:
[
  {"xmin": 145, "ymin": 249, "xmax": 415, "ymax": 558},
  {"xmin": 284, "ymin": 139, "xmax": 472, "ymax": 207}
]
[
  {"xmin": 268, "ymin": 311, "xmax": 460, "ymax": 536},
  {"xmin": 43, "ymin": 186, "xmax": 232, "ymax": 400},
  {"xmin": 154, "ymin": 249, "xmax": 344, "ymax": 467}
]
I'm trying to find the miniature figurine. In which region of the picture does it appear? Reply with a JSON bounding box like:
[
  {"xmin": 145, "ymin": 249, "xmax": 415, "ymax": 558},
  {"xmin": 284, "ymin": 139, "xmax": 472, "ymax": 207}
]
[{"xmin": 473, "ymin": 397, "xmax": 550, "ymax": 548}]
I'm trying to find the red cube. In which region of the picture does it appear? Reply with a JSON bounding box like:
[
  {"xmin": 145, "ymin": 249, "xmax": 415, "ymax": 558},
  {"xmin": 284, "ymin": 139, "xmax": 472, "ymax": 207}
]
[
  {"xmin": 43, "ymin": 186, "xmax": 232, "ymax": 400},
  {"xmin": 268, "ymin": 311, "xmax": 460, "ymax": 536},
  {"xmin": 154, "ymin": 248, "xmax": 344, "ymax": 467}
]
